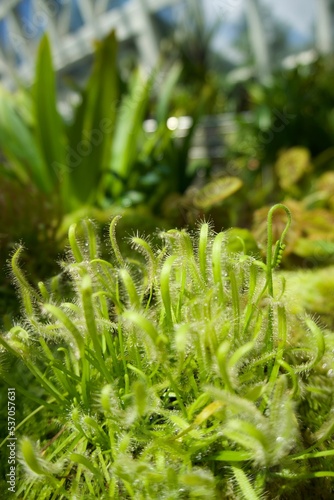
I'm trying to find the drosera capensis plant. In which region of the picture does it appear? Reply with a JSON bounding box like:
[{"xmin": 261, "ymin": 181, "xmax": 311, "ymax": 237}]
[{"xmin": 1, "ymin": 206, "xmax": 334, "ymax": 499}]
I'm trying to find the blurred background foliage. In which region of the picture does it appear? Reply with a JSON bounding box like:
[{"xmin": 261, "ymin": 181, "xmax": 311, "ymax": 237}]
[{"xmin": 1, "ymin": 0, "xmax": 334, "ymax": 327}]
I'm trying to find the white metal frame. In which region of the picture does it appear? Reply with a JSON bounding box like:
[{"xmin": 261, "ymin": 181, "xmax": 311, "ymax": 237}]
[{"xmin": 0, "ymin": 0, "xmax": 332, "ymax": 88}]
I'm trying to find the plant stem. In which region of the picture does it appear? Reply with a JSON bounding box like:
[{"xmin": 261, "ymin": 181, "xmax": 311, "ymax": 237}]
[{"xmin": 266, "ymin": 204, "xmax": 291, "ymax": 297}]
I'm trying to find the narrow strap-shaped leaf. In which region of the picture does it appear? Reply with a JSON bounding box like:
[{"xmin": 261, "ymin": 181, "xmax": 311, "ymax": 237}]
[
  {"xmin": 34, "ymin": 35, "xmax": 66, "ymax": 195},
  {"xmin": 66, "ymin": 31, "xmax": 118, "ymax": 207},
  {"xmin": 109, "ymin": 69, "xmax": 153, "ymax": 198},
  {"xmin": 0, "ymin": 87, "xmax": 49, "ymax": 190}
]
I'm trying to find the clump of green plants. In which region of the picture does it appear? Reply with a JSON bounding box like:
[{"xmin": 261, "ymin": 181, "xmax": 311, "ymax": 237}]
[{"xmin": 1, "ymin": 205, "xmax": 334, "ymax": 499}]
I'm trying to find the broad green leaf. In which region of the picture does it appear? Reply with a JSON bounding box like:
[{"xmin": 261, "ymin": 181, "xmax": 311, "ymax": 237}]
[
  {"xmin": 0, "ymin": 87, "xmax": 48, "ymax": 189},
  {"xmin": 34, "ymin": 35, "xmax": 66, "ymax": 193},
  {"xmin": 109, "ymin": 69, "xmax": 153, "ymax": 197},
  {"xmin": 66, "ymin": 31, "xmax": 118, "ymax": 208}
]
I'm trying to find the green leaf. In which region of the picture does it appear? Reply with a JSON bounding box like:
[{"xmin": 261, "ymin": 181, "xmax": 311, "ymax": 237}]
[
  {"xmin": 231, "ymin": 464, "xmax": 260, "ymax": 500},
  {"xmin": 313, "ymin": 409, "xmax": 334, "ymax": 446},
  {"xmin": 156, "ymin": 62, "xmax": 182, "ymax": 122},
  {"xmin": 69, "ymin": 453, "xmax": 102, "ymax": 478},
  {"xmin": 119, "ymin": 269, "xmax": 141, "ymax": 308},
  {"xmin": 109, "ymin": 69, "xmax": 153, "ymax": 197},
  {"xmin": 210, "ymin": 450, "xmax": 252, "ymax": 462},
  {"xmin": 268, "ymin": 376, "xmax": 298, "ymax": 462},
  {"xmin": 294, "ymin": 238, "xmax": 334, "ymax": 260},
  {"xmin": 34, "ymin": 34, "xmax": 66, "ymax": 193},
  {"xmin": 66, "ymin": 31, "xmax": 118, "ymax": 208},
  {"xmin": 0, "ymin": 87, "xmax": 48, "ymax": 190},
  {"xmin": 222, "ymin": 419, "xmax": 269, "ymax": 465},
  {"xmin": 123, "ymin": 311, "xmax": 164, "ymax": 346},
  {"xmin": 275, "ymin": 147, "xmax": 311, "ymax": 190},
  {"xmin": 295, "ymin": 317, "xmax": 325, "ymax": 372}
]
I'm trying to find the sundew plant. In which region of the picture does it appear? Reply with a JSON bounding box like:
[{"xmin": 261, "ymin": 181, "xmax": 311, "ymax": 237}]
[{"xmin": 1, "ymin": 204, "xmax": 334, "ymax": 499}]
